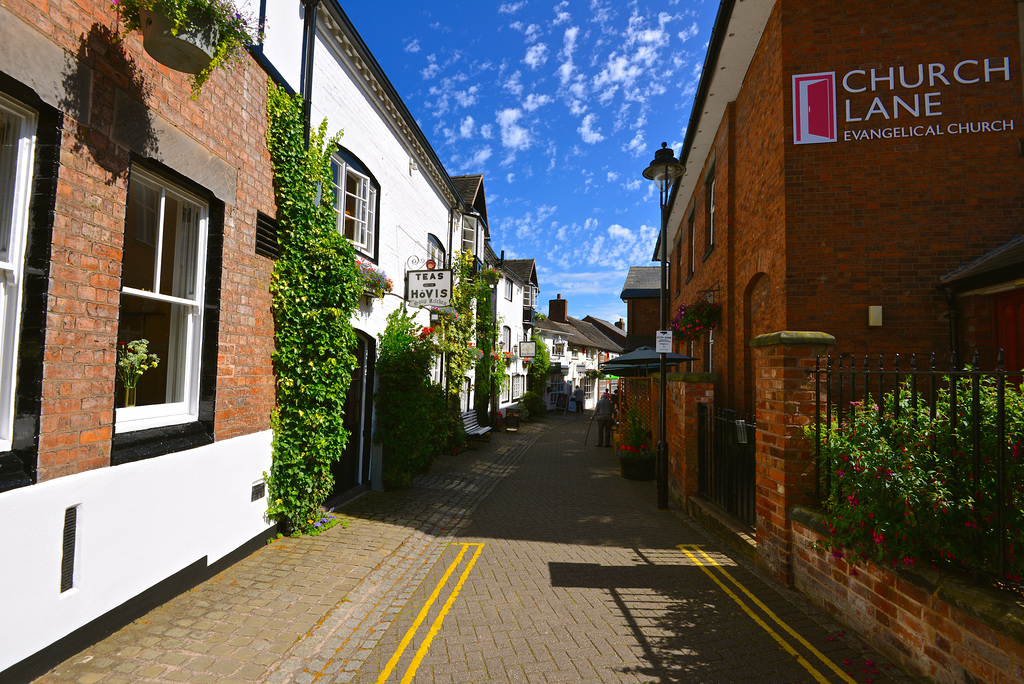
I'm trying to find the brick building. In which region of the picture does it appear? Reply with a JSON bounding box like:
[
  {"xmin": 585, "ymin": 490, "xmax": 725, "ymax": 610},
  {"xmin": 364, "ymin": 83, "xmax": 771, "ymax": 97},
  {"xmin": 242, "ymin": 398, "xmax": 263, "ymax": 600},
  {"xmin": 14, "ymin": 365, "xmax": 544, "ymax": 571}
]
[{"xmin": 667, "ymin": 0, "xmax": 1024, "ymax": 412}]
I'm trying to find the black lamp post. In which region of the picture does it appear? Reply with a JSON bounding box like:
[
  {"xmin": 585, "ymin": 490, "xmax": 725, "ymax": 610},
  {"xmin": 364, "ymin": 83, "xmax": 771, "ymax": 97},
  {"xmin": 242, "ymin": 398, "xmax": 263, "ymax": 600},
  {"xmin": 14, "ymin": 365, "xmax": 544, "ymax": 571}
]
[{"xmin": 642, "ymin": 142, "xmax": 684, "ymax": 510}]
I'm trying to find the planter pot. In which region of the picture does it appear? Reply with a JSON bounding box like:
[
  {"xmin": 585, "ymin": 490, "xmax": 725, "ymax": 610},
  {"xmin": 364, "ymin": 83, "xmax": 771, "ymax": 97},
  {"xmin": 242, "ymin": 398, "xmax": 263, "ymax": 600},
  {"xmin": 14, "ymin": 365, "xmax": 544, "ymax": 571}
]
[
  {"xmin": 140, "ymin": 7, "xmax": 219, "ymax": 75},
  {"xmin": 122, "ymin": 385, "xmax": 137, "ymax": 408},
  {"xmin": 620, "ymin": 457, "xmax": 655, "ymax": 481}
]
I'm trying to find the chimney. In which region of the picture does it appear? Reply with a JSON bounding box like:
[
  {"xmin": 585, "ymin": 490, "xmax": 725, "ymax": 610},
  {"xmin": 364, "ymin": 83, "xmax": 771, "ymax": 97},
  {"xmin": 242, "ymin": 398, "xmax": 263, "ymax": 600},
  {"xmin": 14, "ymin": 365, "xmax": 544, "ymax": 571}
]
[
  {"xmin": 615, "ymin": 318, "xmax": 625, "ymax": 331},
  {"xmin": 549, "ymin": 294, "xmax": 567, "ymax": 323}
]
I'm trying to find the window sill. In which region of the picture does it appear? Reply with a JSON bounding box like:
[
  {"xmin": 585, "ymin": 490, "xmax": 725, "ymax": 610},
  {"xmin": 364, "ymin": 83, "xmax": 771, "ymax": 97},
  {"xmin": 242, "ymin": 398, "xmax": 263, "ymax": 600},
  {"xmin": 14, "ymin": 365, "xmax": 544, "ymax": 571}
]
[
  {"xmin": 111, "ymin": 420, "xmax": 214, "ymax": 466},
  {"xmin": 686, "ymin": 273, "xmax": 694, "ymax": 284},
  {"xmin": 702, "ymin": 245, "xmax": 715, "ymax": 262},
  {"xmin": 115, "ymin": 403, "xmax": 196, "ymax": 434}
]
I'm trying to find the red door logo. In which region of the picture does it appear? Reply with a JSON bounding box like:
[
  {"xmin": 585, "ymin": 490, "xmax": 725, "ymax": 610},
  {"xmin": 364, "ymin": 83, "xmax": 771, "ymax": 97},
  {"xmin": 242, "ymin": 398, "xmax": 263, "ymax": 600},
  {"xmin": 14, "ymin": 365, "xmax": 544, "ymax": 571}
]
[{"xmin": 792, "ymin": 72, "xmax": 837, "ymax": 145}]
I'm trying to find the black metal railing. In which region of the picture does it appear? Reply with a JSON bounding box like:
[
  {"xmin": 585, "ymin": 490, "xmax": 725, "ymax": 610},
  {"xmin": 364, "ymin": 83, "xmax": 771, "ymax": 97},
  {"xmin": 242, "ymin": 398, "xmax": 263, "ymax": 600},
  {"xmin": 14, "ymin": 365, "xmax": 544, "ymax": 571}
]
[
  {"xmin": 697, "ymin": 404, "xmax": 756, "ymax": 529},
  {"xmin": 812, "ymin": 351, "xmax": 1023, "ymax": 585}
]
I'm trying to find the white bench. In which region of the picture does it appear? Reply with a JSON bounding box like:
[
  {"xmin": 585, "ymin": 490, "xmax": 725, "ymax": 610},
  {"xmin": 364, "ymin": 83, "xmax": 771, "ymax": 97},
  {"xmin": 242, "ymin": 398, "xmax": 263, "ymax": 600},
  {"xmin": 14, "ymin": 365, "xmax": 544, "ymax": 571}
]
[{"xmin": 460, "ymin": 411, "xmax": 492, "ymax": 438}]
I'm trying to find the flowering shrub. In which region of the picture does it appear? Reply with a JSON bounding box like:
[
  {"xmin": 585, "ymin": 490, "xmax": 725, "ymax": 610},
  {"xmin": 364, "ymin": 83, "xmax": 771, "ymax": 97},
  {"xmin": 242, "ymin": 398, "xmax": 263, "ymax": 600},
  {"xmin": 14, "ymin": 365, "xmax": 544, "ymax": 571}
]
[
  {"xmin": 111, "ymin": 0, "xmax": 262, "ymax": 96},
  {"xmin": 671, "ymin": 299, "xmax": 722, "ymax": 342},
  {"xmin": 357, "ymin": 258, "xmax": 393, "ymax": 299},
  {"xmin": 813, "ymin": 375, "xmax": 1024, "ymax": 582}
]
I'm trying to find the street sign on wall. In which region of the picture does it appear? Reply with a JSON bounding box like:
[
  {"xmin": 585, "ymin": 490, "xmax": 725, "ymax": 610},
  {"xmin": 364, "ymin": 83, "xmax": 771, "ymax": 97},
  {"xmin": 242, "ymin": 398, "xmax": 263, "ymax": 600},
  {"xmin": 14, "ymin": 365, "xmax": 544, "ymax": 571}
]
[{"xmin": 406, "ymin": 269, "xmax": 452, "ymax": 307}]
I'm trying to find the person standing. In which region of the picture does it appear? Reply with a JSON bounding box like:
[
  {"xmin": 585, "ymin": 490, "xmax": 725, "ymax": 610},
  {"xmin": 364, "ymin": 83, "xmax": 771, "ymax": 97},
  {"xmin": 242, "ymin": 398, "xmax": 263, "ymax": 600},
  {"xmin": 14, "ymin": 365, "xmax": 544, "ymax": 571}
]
[
  {"xmin": 594, "ymin": 392, "xmax": 614, "ymax": 446},
  {"xmin": 573, "ymin": 385, "xmax": 585, "ymax": 414}
]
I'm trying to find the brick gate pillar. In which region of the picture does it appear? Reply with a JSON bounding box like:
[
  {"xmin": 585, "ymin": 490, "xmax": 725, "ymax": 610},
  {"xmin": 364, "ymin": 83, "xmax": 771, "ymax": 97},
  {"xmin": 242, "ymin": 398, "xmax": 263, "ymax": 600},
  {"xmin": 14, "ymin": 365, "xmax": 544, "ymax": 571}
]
[
  {"xmin": 664, "ymin": 372, "xmax": 714, "ymax": 508},
  {"xmin": 749, "ymin": 331, "xmax": 835, "ymax": 585}
]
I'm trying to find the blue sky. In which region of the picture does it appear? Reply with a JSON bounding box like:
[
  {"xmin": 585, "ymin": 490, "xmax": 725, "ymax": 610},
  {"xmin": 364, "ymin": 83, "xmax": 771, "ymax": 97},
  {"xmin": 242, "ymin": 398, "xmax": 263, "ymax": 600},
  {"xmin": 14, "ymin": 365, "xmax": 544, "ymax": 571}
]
[{"xmin": 343, "ymin": 1, "xmax": 717, "ymax": 324}]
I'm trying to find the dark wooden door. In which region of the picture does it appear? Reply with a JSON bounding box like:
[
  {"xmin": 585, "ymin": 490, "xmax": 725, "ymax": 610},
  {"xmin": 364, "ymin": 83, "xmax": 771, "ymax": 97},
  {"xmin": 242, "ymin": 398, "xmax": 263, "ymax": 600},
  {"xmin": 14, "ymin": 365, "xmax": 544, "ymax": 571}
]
[{"xmin": 995, "ymin": 289, "xmax": 1024, "ymax": 375}]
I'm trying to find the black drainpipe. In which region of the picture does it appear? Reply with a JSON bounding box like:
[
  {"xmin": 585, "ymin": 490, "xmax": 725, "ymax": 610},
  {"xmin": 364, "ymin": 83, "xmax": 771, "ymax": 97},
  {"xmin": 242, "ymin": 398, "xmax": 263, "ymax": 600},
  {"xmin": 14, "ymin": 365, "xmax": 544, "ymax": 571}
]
[
  {"xmin": 301, "ymin": 0, "xmax": 321, "ymax": 148},
  {"xmin": 945, "ymin": 287, "xmax": 960, "ymax": 362}
]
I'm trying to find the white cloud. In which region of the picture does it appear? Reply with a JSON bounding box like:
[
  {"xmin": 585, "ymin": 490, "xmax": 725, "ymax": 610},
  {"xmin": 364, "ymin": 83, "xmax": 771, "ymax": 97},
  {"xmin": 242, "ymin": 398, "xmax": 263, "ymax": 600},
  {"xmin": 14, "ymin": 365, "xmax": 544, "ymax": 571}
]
[
  {"xmin": 470, "ymin": 146, "xmax": 493, "ymax": 166},
  {"xmin": 480, "ymin": 124, "xmax": 494, "ymax": 139},
  {"xmin": 506, "ymin": 172, "xmax": 516, "ymax": 183},
  {"xmin": 522, "ymin": 93, "xmax": 552, "ymax": 112},
  {"xmin": 523, "ymin": 43, "xmax": 549, "ymax": 69},
  {"xmin": 454, "ymin": 85, "xmax": 479, "ymax": 108},
  {"xmin": 678, "ymin": 22, "xmax": 700, "ymax": 42},
  {"xmin": 607, "ymin": 171, "xmax": 620, "ymax": 182},
  {"xmin": 421, "ymin": 55, "xmax": 439, "ymax": 80},
  {"xmin": 499, "ymin": 2, "xmax": 526, "ymax": 14},
  {"xmin": 578, "ymin": 114, "xmax": 605, "ymax": 144},
  {"xmin": 552, "ymin": 1, "xmax": 571, "ymax": 26},
  {"xmin": 460, "ymin": 116, "xmax": 475, "ymax": 138},
  {"xmin": 497, "ymin": 108, "xmax": 531, "ymax": 150},
  {"xmin": 625, "ymin": 129, "xmax": 647, "ymax": 157},
  {"xmin": 557, "ymin": 26, "xmax": 579, "ymax": 85},
  {"xmin": 404, "ymin": 38, "xmax": 421, "ymax": 53},
  {"xmin": 503, "ymin": 70, "xmax": 524, "ymax": 96}
]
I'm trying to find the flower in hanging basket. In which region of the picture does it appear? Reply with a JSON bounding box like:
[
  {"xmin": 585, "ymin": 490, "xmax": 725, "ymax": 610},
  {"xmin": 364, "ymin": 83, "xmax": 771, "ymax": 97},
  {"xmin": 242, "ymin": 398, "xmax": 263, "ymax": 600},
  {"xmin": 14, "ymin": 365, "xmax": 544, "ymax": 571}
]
[
  {"xmin": 430, "ymin": 305, "xmax": 459, "ymax": 322},
  {"xmin": 671, "ymin": 299, "xmax": 722, "ymax": 342},
  {"xmin": 479, "ymin": 267, "xmax": 502, "ymax": 286},
  {"xmin": 111, "ymin": 0, "xmax": 263, "ymax": 97},
  {"xmin": 471, "ymin": 347, "xmax": 485, "ymax": 361},
  {"xmin": 356, "ymin": 259, "xmax": 393, "ymax": 300}
]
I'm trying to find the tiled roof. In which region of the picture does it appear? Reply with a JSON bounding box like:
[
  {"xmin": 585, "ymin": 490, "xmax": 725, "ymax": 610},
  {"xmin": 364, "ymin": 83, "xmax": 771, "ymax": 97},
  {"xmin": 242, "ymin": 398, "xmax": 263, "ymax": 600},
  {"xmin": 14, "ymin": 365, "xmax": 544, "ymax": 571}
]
[
  {"xmin": 940, "ymin": 234, "xmax": 1024, "ymax": 292},
  {"xmin": 503, "ymin": 259, "xmax": 538, "ymax": 287},
  {"xmin": 583, "ymin": 315, "xmax": 628, "ymax": 347},
  {"xmin": 535, "ymin": 316, "xmax": 623, "ymax": 353},
  {"xmin": 620, "ymin": 266, "xmax": 661, "ymax": 299},
  {"xmin": 451, "ymin": 174, "xmax": 488, "ymax": 228}
]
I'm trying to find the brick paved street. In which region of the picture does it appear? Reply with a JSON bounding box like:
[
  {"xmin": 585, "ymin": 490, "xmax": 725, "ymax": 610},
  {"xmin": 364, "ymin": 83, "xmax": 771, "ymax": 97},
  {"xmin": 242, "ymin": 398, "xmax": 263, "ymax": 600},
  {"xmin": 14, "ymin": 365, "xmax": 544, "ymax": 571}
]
[{"xmin": 35, "ymin": 414, "xmax": 918, "ymax": 683}]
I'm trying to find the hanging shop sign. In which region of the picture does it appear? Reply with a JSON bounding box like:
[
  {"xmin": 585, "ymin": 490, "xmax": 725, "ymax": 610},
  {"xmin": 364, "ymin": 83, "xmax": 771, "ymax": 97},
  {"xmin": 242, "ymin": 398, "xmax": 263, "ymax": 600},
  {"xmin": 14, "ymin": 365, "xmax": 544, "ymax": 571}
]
[
  {"xmin": 793, "ymin": 56, "xmax": 1014, "ymax": 145},
  {"xmin": 407, "ymin": 269, "xmax": 452, "ymax": 307}
]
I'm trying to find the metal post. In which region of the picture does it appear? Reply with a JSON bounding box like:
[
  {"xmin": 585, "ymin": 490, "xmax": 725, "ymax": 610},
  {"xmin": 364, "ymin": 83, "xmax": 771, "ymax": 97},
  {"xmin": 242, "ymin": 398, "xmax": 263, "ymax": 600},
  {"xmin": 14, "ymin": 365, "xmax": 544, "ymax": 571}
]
[{"xmin": 657, "ymin": 171, "xmax": 669, "ymax": 510}]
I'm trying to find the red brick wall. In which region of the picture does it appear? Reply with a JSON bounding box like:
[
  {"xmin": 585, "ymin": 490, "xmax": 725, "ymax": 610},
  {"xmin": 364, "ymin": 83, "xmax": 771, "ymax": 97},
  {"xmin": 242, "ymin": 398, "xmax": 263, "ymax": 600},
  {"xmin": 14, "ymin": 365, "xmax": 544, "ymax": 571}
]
[
  {"xmin": 793, "ymin": 518, "xmax": 1024, "ymax": 684},
  {"xmin": 671, "ymin": 0, "xmax": 1023, "ymax": 410},
  {"xmin": 9, "ymin": 1, "xmax": 277, "ymax": 480},
  {"xmin": 664, "ymin": 374, "xmax": 714, "ymax": 506},
  {"xmin": 627, "ymin": 298, "xmax": 660, "ymax": 347},
  {"xmin": 782, "ymin": 0, "xmax": 1024, "ymax": 359}
]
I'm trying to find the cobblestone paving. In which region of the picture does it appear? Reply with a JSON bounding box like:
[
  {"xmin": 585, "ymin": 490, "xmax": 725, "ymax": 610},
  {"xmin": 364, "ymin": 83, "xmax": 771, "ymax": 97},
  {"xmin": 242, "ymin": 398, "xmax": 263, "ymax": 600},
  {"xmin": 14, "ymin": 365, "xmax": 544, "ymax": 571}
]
[{"xmin": 34, "ymin": 414, "xmax": 918, "ymax": 683}]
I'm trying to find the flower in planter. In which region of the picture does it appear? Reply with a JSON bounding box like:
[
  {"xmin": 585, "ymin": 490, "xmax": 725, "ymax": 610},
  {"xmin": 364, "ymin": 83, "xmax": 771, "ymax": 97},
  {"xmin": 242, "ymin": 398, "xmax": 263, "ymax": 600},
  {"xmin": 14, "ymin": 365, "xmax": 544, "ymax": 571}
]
[
  {"xmin": 430, "ymin": 305, "xmax": 459, "ymax": 322},
  {"xmin": 356, "ymin": 258, "xmax": 393, "ymax": 299},
  {"xmin": 671, "ymin": 299, "xmax": 722, "ymax": 342},
  {"xmin": 618, "ymin": 444, "xmax": 655, "ymax": 461},
  {"xmin": 111, "ymin": 0, "xmax": 263, "ymax": 97}
]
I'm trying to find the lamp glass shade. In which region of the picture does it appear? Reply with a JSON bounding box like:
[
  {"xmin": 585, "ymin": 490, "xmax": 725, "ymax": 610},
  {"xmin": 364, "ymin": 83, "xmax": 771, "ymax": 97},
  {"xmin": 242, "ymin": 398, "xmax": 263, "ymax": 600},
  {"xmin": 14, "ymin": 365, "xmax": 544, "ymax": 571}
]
[{"xmin": 642, "ymin": 143, "xmax": 684, "ymax": 186}]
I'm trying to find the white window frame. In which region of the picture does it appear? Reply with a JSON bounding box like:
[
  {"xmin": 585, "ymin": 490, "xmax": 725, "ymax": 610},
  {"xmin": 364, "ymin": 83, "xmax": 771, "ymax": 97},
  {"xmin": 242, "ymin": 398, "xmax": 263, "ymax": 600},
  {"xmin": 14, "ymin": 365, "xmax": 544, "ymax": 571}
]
[
  {"xmin": 552, "ymin": 342, "xmax": 564, "ymax": 357},
  {"xmin": 706, "ymin": 174, "xmax": 716, "ymax": 249},
  {"xmin": 461, "ymin": 215, "xmax": 477, "ymax": 254},
  {"xmin": 116, "ymin": 167, "xmax": 209, "ymax": 433},
  {"xmin": 0, "ymin": 95, "xmax": 37, "ymax": 451},
  {"xmin": 427, "ymin": 233, "xmax": 445, "ymax": 267},
  {"xmin": 522, "ymin": 284, "xmax": 534, "ymax": 308},
  {"xmin": 504, "ymin": 277, "xmax": 513, "ymax": 301},
  {"xmin": 331, "ymin": 155, "xmax": 377, "ymax": 256},
  {"xmin": 501, "ymin": 326, "xmax": 512, "ymax": 351}
]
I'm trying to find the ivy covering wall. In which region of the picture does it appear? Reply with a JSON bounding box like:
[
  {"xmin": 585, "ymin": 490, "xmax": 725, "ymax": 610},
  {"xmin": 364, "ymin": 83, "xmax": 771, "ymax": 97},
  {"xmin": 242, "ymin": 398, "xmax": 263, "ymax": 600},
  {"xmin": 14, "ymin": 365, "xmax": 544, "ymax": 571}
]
[{"xmin": 264, "ymin": 84, "xmax": 362, "ymax": 534}]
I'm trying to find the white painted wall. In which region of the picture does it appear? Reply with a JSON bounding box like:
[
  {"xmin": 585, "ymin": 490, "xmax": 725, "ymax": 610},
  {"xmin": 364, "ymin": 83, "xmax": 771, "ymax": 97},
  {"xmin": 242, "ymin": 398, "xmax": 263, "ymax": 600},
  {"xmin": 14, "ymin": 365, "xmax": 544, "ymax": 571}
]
[
  {"xmin": 251, "ymin": 0, "xmax": 304, "ymax": 92},
  {"xmin": 0, "ymin": 432, "xmax": 273, "ymax": 673}
]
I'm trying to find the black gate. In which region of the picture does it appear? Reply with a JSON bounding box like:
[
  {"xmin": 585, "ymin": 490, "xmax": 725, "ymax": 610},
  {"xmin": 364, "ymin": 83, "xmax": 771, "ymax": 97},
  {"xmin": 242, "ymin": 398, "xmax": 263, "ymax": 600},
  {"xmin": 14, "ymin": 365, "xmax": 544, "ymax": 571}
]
[{"xmin": 697, "ymin": 405, "xmax": 756, "ymax": 529}]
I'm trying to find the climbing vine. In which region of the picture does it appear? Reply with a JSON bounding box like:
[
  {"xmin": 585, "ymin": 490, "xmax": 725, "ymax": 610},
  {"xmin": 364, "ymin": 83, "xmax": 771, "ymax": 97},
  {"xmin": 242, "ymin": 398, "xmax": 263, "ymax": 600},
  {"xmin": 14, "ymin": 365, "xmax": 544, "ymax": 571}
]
[
  {"xmin": 264, "ymin": 84, "xmax": 362, "ymax": 534},
  {"xmin": 434, "ymin": 250, "xmax": 482, "ymax": 418}
]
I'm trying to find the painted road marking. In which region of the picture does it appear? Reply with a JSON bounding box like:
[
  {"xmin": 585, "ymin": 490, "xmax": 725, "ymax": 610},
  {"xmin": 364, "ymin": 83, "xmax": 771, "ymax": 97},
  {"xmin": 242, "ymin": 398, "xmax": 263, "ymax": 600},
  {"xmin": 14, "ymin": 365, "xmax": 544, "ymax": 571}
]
[
  {"xmin": 375, "ymin": 542, "xmax": 484, "ymax": 684},
  {"xmin": 677, "ymin": 544, "xmax": 857, "ymax": 684}
]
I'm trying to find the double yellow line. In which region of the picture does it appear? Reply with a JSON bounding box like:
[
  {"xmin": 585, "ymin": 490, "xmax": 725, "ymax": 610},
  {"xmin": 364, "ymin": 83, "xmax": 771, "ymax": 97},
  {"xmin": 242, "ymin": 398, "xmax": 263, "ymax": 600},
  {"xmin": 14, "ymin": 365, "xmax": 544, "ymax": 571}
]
[
  {"xmin": 677, "ymin": 544, "xmax": 857, "ymax": 684},
  {"xmin": 376, "ymin": 543, "xmax": 484, "ymax": 684}
]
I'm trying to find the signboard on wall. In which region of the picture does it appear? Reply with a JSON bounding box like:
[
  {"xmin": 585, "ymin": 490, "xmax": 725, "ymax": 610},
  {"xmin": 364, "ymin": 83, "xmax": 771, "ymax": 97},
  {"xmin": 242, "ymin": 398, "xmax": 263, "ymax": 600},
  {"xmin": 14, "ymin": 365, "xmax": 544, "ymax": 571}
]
[
  {"xmin": 406, "ymin": 270, "xmax": 452, "ymax": 307},
  {"xmin": 792, "ymin": 56, "xmax": 1015, "ymax": 145}
]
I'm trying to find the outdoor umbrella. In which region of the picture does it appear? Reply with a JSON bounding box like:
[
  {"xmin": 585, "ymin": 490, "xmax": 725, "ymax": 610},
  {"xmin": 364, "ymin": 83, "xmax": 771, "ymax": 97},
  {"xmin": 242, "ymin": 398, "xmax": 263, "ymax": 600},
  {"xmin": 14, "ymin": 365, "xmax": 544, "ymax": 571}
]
[{"xmin": 600, "ymin": 346, "xmax": 696, "ymax": 375}]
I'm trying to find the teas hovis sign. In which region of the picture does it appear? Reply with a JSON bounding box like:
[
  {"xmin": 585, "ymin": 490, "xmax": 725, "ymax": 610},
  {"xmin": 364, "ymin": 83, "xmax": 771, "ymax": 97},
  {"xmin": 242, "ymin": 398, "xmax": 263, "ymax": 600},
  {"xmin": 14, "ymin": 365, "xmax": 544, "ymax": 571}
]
[{"xmin": 792, "ymin": 57, "xmax": 1015, "ymax": 145}]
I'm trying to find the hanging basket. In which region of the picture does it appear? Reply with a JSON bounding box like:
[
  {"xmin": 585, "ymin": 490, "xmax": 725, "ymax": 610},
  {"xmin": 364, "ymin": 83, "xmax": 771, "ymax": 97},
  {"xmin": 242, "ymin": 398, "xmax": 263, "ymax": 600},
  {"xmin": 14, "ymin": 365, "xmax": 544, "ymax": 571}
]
[{"xmin": 139, "ymin": 7, "xmax": 219, "ymax": 75}]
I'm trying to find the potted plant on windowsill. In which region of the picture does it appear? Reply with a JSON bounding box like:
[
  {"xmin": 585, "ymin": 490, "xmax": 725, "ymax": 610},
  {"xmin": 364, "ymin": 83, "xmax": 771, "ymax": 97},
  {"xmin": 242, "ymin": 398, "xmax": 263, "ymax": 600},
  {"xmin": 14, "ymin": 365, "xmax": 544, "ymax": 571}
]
[
  {"xmin": 111, "ymin": 0, "xmax": 262, "ymax": 96},
  {"xmin": 117, "ymin": 339, "xmax": 160, "ymax": 408}
]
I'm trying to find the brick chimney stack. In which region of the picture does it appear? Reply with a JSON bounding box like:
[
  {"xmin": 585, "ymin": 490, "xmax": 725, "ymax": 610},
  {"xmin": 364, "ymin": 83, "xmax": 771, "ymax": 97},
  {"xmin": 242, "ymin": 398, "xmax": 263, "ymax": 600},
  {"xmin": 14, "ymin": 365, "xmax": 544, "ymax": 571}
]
[
  {"xmin": 549, "ymin": 294, "xmax": 567, "ymax": 323},
  {"xmin": 615, "ymin": 318, "xmax": 625, "ymax": 330}
]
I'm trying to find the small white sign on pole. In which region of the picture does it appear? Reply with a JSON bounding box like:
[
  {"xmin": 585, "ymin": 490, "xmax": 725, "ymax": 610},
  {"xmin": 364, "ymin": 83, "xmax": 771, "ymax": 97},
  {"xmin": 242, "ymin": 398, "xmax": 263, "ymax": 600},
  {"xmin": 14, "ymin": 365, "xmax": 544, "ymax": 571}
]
[
  {"xmin": 406, "ymin": 270, "xmax": 452, "ymax": 307},
  {"xmin": 655, "ymin": 330, "xmax": 673, "ymax": 354}
]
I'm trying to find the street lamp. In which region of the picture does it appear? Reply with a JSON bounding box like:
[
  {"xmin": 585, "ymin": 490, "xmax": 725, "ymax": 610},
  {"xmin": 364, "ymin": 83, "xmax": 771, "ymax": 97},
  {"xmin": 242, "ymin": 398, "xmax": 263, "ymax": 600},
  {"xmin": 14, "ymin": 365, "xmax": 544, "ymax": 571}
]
[{"xmin": 642, "ymin": 142, "xmax": 684, "ymax": 510}]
